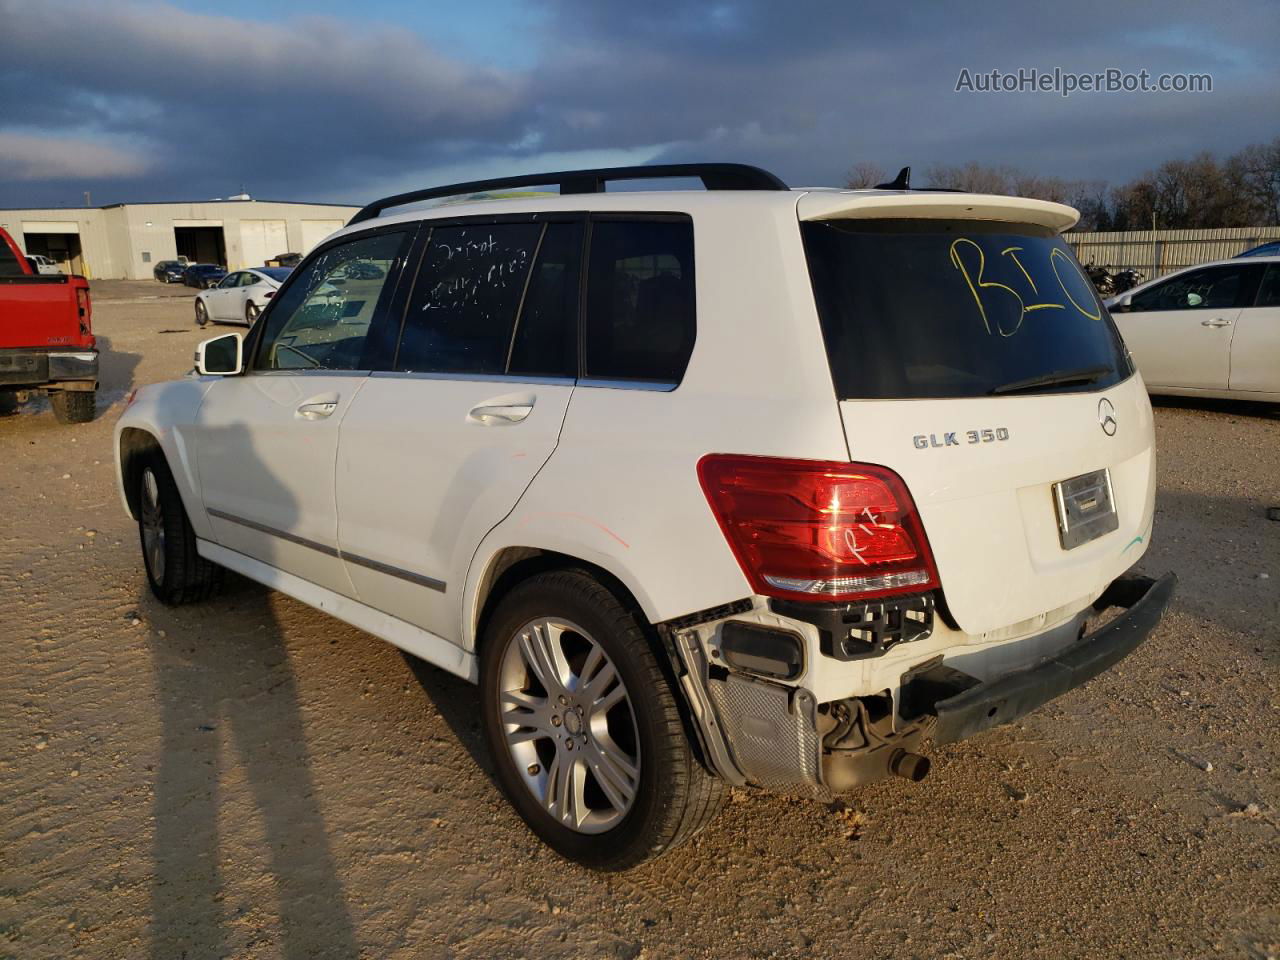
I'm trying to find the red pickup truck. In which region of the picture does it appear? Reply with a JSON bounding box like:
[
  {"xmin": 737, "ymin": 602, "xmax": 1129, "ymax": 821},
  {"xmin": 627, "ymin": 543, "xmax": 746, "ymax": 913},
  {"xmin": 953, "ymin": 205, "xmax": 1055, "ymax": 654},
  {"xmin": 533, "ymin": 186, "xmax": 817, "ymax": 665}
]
[{"xmin": 0, "ymin": 226, "xmax": 96, "ymax": 423}]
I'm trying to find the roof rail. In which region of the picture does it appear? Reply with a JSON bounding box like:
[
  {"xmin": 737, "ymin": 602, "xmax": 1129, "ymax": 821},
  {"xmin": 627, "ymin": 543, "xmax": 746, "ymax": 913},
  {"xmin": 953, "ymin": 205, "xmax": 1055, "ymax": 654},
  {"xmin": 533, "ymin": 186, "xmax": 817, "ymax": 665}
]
[{"xmin": 347, "ymin": 162, "xmax": 788, "ymax": 225}]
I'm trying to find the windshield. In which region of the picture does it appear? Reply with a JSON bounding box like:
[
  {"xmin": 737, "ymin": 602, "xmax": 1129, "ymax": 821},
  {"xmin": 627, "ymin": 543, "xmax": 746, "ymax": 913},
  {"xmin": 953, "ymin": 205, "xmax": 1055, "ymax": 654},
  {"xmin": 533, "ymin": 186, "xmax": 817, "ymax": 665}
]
[{"xmin": 802, "ymin": 219, "xmax": 1131, "ymax": 399}]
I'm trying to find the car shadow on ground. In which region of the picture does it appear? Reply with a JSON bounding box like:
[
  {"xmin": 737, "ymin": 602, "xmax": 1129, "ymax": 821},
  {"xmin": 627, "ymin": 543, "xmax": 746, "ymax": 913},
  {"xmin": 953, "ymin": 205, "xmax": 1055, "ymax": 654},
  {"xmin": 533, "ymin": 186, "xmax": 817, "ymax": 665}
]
[
  {"xmin": 143, "ymin": 572, "xmax": 359, "ymax": 960},
  {"xmin": 401, "ymin": 652, "xmax": 499, "ymax": 787},
  {"xmin": 97, "ymin": 334, "xmax": 143, "ymax": 410}
]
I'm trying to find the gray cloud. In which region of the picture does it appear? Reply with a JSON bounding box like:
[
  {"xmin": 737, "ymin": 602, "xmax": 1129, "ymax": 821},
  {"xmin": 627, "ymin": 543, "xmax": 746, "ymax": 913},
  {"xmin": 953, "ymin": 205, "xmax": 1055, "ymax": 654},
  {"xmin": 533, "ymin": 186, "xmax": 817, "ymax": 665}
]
[
  {"xmin": 0, "ymin": 0, "xmax": 1276, "ymax": 207},
  {"xmin": 0, "ymin": 132, "xmax": 151, "ymax": 180}
]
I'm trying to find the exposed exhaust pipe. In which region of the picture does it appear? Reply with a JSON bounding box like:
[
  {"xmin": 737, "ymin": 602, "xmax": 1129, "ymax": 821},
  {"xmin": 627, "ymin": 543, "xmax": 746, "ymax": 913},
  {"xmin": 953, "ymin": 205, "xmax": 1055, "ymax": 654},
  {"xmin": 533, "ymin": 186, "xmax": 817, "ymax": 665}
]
[{"xmin": 888, "ymin": 749, "xmax": 931, "ymax": 782}]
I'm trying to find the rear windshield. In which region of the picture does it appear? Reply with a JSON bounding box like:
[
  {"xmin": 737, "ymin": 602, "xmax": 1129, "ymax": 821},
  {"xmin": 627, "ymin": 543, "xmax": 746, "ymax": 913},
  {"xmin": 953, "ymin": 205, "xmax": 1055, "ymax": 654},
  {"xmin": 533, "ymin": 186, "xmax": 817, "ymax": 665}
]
[
  {"xmin": 258, "ymin": 267, "xmax": 292, "ymax": 281},
  {"xmin": 802, "ymin": 219, "xmax": 1131, "ymax": 399}
]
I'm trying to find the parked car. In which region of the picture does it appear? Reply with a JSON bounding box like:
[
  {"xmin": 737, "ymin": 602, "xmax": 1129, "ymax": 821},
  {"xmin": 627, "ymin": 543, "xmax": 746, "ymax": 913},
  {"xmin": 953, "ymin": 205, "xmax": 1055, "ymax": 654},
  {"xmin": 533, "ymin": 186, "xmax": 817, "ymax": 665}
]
[
  {"xmin": 153, "ymin": 260, "xmax": 188, "ymax": 283},
  {"xmin": 265, "ymin": 252, "xmax": 302, "ymax": 267},
  {"xmin": 26, "ymin": 254, "xmax": 62, "ymax": 275},
  {"xmin": 183, "ymin": 263, "xmax": 227, "ymax": 289},
  {"xmin": 195, "ymin": 267, "xmax": 291, "ymax": 326},
  {"xmin": 1235, "ymin": 240, "xmax": 1280, "ymax": 258},
  {"xmin": 114, "ymin": 163, "xmax": 1175, "ymax": 869},
  {"xmin": 1106, "ymin": 256, "xmax": 1280, "ymax": 401},
  {"xmin": 0, "ymin": 227, "xmax": 96, "ymax": 423}
]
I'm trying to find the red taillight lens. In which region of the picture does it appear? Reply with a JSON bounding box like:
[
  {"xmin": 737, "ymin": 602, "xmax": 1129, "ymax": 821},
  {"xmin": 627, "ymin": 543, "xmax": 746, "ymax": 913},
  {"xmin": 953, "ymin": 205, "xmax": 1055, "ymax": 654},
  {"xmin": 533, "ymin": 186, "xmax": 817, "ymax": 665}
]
[
  {"xmin": 697, "ymin": 455, "xmax": 940, "ymax": 603},
  {"xmin": 76, "ymin": 287, "xmax": 92, "ymax": 333}
]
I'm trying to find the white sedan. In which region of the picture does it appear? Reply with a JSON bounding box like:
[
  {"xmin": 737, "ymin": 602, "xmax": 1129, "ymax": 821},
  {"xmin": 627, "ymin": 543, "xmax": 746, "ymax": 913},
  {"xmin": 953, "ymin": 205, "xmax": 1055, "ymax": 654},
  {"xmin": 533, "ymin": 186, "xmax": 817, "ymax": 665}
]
[
  {"xmin": 1106, "ymin": 256, "xmax": 1280, "ymax": 402},
  {"xmin": 195, "ymin": 267, "xmax": 292, "ymax": 327}
]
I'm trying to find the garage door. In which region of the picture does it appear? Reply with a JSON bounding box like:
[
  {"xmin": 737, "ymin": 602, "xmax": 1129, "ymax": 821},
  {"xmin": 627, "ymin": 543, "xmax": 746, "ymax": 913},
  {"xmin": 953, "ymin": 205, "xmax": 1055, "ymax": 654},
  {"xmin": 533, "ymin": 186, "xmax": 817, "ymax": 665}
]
[
  {"xmin": 301, "ymin": 220, "xmax": 345, "ymax": 254},
  {"xmin": 239, "ymin": 219, "xmax": 288, "ymax": 269}
]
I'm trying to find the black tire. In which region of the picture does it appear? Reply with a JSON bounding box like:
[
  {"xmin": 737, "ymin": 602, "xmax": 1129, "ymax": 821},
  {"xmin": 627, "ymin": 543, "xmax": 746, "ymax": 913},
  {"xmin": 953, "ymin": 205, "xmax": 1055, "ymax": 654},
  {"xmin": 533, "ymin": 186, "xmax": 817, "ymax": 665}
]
[
  {"xmin": 50, "ymin": 390, "xmax": 95, "ymax": 424},
  {"xmin": 195, "ymin": 299, "xmax": 209, "ymax": 326},
  {"xmin": 137, "ymin": 452, "xmax": 223, "ymax": 605},
  {"xmin": 479, "ymin": 569, "xmax": 726, "ymax": 870},
  {"xmin": 0, "ymin": 391, "xmax": 18, "ymax": 415},
  {"xmin": 246, "ymin": 301, "xmax": 259, "ymax": 323}
]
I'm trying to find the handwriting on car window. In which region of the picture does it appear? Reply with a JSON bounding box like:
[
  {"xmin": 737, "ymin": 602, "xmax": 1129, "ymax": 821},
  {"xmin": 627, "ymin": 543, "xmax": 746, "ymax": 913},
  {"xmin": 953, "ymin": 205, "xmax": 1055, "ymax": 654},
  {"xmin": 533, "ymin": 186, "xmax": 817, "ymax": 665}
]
[{"xmin": 949, "ymin": 238, "xmax": 1101, "ymax": 337}]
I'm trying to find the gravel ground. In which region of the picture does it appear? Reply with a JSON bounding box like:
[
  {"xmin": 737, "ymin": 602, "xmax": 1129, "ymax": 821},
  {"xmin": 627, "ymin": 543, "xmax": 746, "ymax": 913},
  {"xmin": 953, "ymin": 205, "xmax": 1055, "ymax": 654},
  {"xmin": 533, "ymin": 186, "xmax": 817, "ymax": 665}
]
[{"xmin": 2, "ymin": 280, "xmax": 1277, "ymax": 960}]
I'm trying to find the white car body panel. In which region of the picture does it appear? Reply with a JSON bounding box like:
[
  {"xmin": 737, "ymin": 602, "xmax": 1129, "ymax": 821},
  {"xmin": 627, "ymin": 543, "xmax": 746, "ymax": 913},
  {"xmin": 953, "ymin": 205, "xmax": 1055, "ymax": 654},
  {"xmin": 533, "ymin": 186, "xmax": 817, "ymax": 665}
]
[
  {"xmin": 193, "ymin": 371, "xmax": 367, "ymax": 598},
  {"xmin": 334, "ymin": 374, "xmax": 576, "ymax": 643},
  {"xmin": 1229, "ymin": 301, "xmax": 1280, "ymax": 394},
  {"xmin": 837, "ymin": 373, "xmax": 1154, "ymax": 637}
]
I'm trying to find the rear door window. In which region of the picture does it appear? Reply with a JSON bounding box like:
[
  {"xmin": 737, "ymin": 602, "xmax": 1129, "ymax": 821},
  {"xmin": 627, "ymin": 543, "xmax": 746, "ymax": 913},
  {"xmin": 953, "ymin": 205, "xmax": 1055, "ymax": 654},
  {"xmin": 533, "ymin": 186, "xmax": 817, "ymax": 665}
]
[
  {"xmin": 396, "ymin": 223, "xmax": 542, "ymax": 374},
  {"xmin": 802, "ymin": 218, "xmax": 1131, "ymax": 399},
  {"xmin": 583, "ymin": 218, "xmax": 695, "ymax": 385},
  {"xmin": 395, "ymin": 220, "xmax": 582, "ymax": 378},
  {"xmin": 1255, "ymin": 264, "xmax": 1280, "ymax": 308}
]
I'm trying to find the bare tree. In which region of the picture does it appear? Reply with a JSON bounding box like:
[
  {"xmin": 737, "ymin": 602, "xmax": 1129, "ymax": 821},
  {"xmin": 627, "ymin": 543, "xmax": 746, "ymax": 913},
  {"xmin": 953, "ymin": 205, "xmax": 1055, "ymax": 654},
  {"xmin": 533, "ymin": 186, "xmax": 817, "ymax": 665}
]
[
  {"xmin": 856, "ymin": 139, "xmax": 1280, "ymax": 229},
  {"xmin": 843, "ymin": 162, "xmax": 886, "ymax": 189}
]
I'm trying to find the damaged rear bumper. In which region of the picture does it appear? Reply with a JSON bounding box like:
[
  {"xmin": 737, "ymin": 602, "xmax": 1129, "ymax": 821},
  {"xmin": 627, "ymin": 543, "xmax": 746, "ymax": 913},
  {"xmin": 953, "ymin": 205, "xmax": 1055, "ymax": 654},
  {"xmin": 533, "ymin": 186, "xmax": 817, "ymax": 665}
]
[
  {"xmin": 929, "ymin": 572, "xmax": 1176, "ymax": 744},
  {"xmin": 668, "ymin": 572, "xmax": 1176, "ymax": 796}
]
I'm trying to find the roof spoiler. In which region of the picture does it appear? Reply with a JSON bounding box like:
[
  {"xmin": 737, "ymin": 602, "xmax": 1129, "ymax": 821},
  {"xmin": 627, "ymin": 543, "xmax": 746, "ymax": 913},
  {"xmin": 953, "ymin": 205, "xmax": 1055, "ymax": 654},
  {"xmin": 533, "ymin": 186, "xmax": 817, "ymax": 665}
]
[
  {"xmin": 348, "ymin": 163, "xmax": 789, "ymax": 225},
  {"xmin": 797, "ymin": 191, "xmax": 1080, "ymax": 233}
]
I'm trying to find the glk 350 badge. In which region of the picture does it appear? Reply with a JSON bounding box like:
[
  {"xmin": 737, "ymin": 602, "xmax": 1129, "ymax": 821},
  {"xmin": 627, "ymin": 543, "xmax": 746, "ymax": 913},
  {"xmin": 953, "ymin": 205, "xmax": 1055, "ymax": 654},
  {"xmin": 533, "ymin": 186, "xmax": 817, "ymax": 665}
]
[{"xmin": 913, "ymin": 427, "xmax": 1010, "ymax": 449}]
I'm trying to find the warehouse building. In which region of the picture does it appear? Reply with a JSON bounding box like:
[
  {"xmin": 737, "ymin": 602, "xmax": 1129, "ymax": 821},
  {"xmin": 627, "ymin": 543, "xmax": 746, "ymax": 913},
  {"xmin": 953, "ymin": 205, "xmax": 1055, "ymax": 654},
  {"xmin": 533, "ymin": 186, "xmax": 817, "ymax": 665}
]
[{"xmin": 0, "ymin": 197, "xmax": 360, "ymax": 280}]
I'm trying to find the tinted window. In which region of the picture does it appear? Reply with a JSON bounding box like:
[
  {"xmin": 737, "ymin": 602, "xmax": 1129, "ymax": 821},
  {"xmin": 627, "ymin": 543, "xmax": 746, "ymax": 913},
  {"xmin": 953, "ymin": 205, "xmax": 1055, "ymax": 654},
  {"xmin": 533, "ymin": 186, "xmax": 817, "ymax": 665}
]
[
  {"xmin": 0, "ymin": 239, "xmax": 23, "ymax": 277},
  {"xmin": 584, "ymin": 219, "xmax": 695, "ymax": 383},
  {"xmin": 397, "ymin": 223, "xmax": 541, "ymax": 374},
  {"xmin": 508, "ymin": 222, "xmax": 582, "ymax": 378},
  {"xmin": 1255, "ymin": 264, "xmax": 1280, "ymax": 308},
  {"xmin": 254, "ymin": 230, "xmax": 410, "ymax": 371},
  {"xmin": 217, "ymin": 273, "xmax": 240, "ymax": 288},
  {"xmin": 258, "ymin": 267, "xmax": 292, "ymax": 282},
  {"xmin": 1130, "ymin": 265, "xmax": 1246, "ymax": 312},
  {"xmin": 803, "ymin": 219, "xmax": 1130, "ymax": 399}
]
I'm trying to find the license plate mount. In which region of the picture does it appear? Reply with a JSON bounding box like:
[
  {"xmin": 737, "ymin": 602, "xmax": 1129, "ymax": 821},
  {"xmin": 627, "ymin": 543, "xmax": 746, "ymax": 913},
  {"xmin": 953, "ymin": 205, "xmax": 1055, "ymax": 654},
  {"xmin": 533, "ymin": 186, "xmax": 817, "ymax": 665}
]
[{"xmin": 1053, "ymin": 468, "xmax": 1119, "ymax": 550}]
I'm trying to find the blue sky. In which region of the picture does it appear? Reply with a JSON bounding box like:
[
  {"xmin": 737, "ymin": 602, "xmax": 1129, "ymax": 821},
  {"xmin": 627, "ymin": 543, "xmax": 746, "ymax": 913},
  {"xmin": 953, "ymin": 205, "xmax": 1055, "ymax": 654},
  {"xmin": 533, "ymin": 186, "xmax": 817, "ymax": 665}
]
[{"xmin": 0, "ymin": 0, "xmax": 1276, "ymax": 208}]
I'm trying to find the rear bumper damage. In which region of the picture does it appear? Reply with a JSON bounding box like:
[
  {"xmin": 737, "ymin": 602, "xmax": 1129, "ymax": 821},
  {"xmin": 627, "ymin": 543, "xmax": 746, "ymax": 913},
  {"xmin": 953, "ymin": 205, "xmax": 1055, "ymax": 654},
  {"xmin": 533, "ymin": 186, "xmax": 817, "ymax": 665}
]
[
  {"xmin": 668, "ymin": 572, "xmax": 1176, "ymax": 796},
  {"xmin": 0, "ymin": 348, "xmax": 98, "ymax": 391},
  {"xmin": 929, "ymin": 573, "xmax": 1176, "ymax": 744}
]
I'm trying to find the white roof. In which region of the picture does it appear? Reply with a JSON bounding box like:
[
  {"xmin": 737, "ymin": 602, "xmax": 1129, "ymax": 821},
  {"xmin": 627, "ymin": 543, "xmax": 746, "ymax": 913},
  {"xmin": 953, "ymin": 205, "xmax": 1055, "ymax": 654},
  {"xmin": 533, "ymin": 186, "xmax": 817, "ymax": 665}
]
[{"xmin": 334, "ymin": 186, "xmax": 1082, "ymax": 240}]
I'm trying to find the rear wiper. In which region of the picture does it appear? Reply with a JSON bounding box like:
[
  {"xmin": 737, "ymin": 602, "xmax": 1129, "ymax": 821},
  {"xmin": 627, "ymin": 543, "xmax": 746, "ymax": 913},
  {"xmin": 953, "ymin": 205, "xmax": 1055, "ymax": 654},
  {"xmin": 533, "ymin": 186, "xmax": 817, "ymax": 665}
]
[{"xmin": 989, "ymin": 364, "xmax": 1111, "ymax": 396}]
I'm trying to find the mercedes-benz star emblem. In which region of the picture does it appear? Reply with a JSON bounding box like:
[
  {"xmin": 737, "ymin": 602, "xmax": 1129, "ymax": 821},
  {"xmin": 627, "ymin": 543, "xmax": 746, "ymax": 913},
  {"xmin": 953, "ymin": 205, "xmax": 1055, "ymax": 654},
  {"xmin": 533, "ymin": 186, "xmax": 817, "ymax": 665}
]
[{"xmin": 1098, "ymin": 398, "xmax": 1118, "ymax": 436}]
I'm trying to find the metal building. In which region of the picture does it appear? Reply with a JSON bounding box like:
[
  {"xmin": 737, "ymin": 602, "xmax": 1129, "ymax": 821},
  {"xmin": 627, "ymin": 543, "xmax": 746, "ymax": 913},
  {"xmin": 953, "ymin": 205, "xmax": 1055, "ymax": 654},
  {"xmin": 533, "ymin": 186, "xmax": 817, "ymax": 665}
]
[{"xmin": 0, "ymin": 198, "xmax": 359, "ymax": 279}]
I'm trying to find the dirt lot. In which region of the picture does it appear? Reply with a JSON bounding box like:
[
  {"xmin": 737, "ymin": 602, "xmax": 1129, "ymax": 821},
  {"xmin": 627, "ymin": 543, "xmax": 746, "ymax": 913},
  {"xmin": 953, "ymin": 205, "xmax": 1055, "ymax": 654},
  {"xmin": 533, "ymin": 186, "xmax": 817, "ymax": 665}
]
[{"xmin": 2, "ymin": 280, "xmax": 1277, "ymax": 960}]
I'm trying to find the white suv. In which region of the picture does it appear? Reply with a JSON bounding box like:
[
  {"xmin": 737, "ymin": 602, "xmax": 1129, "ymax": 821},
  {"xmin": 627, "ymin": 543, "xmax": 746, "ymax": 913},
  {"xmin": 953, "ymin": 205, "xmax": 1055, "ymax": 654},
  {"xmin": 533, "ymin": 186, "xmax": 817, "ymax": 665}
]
[{"xmin": 115, "ymin": 163, "xmax": 1175, "ymax": 869}]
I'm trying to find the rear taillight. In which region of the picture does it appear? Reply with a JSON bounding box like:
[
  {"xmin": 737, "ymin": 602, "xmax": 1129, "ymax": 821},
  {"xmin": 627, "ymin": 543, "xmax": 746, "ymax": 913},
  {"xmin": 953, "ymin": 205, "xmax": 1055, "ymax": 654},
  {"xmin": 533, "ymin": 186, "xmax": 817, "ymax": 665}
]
[
  {"xmin": 697, "ymin": 455, "xmax": 940, "ymax": 603},
  {"xmin": 76, "ymin": 287, "xmax": 92, "ymax": 333},
  {"xmin": 263, "ymin": 290, "xmax": 274, "ymax": 299}
]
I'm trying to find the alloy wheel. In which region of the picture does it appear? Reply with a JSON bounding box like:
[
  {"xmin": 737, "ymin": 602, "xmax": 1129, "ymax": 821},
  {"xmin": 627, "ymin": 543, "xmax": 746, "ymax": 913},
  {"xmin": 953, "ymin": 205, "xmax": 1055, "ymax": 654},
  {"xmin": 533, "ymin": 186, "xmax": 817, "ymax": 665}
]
[
  {"xmin": 140, "ymin": 467, "xmax": 166, "ymax": 583},
  {"xmin": 497, "ymin": 617, "xmax": 641, "ymax": 834}
]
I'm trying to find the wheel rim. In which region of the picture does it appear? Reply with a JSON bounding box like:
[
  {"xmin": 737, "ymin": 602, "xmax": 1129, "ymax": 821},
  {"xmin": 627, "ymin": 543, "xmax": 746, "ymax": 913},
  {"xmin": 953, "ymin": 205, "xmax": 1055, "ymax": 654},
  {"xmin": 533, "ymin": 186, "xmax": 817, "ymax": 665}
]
[
  {"xmin": 195, "ymin": 301, "xmax": 206, "ymax": 325},
  {"xmin": 498, "ymin": 617, "xmax": 641, "ymax": 834},
  {"xmin": 247, "ymin": 303, "xmax": 258, "ymax": 321},
  {"xmin": 140, "ymin": 468, "xmax": 166, "ymax": 583}
]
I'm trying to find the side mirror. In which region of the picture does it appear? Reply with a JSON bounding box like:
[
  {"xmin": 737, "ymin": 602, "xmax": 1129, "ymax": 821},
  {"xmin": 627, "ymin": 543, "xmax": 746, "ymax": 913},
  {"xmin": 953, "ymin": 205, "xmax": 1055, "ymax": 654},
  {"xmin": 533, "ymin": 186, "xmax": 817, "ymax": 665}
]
[
  {"xmin": 195, "ymin": 332, "xmax": 244, "ymax": 376},
  {"xmin": 1111, "ymin": 293, "xmax": 1133, "ymax": 313}
]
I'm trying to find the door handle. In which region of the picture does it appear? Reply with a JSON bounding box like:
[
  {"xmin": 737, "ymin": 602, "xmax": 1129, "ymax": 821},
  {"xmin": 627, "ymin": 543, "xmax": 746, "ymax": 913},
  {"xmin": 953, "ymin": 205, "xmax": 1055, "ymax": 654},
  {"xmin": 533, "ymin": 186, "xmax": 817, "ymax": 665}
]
[
  {"xmin": 1200, "ymin": 318, "xmax": 1232, "ymax": 327},
  {"xmin": 468, "ymin": 403, "xmax": 533, "ymax": 424},
  {"xmin": 297, "ymin": 400, "xmax": 339, "ymax": 419}
]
